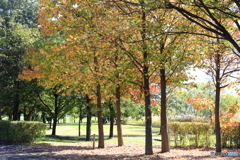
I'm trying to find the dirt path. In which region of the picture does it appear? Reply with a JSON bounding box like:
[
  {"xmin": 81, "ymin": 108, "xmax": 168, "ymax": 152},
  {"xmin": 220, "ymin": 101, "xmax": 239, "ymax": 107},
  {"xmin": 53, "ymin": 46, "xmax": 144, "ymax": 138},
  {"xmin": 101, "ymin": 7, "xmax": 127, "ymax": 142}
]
[{"xmin": 0, "ymin": 142, "xmax": 239, "ymax": 160}]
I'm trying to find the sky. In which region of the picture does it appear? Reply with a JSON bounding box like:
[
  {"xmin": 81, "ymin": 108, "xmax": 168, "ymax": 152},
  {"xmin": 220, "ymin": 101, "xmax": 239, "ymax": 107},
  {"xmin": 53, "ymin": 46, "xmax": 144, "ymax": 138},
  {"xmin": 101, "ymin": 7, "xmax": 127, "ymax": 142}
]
[
  {"xmin": 189, "ymin": 69, "xmax": 239, "ymax": 95},
  {"xmin": 188, "ymin": 68, "xmax": 210, "ymax": 83}
]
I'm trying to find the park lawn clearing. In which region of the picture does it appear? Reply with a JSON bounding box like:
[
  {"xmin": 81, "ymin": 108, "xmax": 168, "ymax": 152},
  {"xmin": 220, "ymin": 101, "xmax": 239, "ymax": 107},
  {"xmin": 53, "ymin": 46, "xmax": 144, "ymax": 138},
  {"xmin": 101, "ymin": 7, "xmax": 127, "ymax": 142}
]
[
  {"xmin": 41, "ymin": 123, "xmax": 162, "ymax": 145},
  {"xmin": 41, "ymin": 123, "xmax": 215, "ymax": 146}
]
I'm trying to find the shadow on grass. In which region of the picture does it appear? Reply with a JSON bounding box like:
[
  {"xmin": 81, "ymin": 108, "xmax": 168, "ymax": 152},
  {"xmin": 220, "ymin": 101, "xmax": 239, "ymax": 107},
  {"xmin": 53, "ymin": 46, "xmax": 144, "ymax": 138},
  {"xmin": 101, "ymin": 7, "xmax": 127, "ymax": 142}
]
[
  {"xmin": 43, "ymin": 134, "xmax": 147, "ymax": 142},
  {"xmin": 37, "ymin": 135, "xmax": 87, "ymax": 144},
  {"xmin": 45, "ymin": 135, "xmax": 86, "ymax": 141}
]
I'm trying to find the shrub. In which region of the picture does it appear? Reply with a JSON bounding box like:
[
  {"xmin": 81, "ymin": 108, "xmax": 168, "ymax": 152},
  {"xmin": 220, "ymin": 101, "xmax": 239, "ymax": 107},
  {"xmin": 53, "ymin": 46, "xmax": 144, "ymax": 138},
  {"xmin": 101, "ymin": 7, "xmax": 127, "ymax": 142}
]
[
  {"xmin": 0, "ymin": 121, "xmax": 46, "ymax": 144},
  {"xmin": 122, "ymin": 118, "xmax": 128, "ymax": 125},
  {"xmin": 169, "ymin": 122, "xmax": 213, "ymax": 147},
  {"xmin": 222, "ymin": 122, "xmax": 240, "ymax": 148},
  {"xmin": 152, "ymin": 120, "xmax": 160, "ymax": 128}
]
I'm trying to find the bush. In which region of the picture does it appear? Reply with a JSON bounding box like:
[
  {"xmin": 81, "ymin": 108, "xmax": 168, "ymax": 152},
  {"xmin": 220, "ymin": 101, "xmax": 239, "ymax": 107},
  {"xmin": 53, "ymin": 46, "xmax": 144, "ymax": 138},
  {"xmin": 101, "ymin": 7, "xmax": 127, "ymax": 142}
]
[
  {"xmin": 0, "ymin": 121, "xmax": 46, "ymax": 144},
  {"xmin": 169, "ymin": 122, "xmax": 213, "ymax": 147},
  {"xmin": 222, "ymin": 122, "xmax": 240, "ymax": 148}
]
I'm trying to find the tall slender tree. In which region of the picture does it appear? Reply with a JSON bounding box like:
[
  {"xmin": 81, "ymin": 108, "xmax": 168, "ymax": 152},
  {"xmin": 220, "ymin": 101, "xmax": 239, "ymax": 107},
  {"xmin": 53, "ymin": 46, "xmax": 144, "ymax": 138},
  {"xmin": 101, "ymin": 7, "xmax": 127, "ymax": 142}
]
[{"xmin": 200, "ymin": 37, "xmax": 240, "ymax": 152}]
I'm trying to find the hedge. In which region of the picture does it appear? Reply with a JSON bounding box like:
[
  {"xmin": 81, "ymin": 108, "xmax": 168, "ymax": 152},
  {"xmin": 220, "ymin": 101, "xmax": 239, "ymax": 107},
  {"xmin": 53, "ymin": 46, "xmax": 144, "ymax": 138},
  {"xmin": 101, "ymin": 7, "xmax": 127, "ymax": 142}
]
[
  {"xmin": 169, "ymin": 122, "xmax": 213, "ymax": 147},
  {"xmin": 222, "ymin": 122, "xmax": 240, "ymax": 148},
  {"xmin": 0, "ymin": 120, "xmax": 46, "ymax": 144}
]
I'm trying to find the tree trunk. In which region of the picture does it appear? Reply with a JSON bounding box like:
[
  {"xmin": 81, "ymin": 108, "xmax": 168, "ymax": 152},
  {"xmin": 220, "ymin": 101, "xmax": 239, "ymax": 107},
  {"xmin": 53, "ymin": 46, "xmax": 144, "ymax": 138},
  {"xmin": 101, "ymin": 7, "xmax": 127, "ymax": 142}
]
[
  {"xmin": 97, "ymin": 84, "xmax": 104, "ymax": 148},
  {"xmin": 78, "ymin": 102, "xmax": 82, "ymax": 137},
  {"xmin": 24, "ymin": 106, "xmax": 27, "ymax": 121},
  {"xmin": 8, "ymin": 113, "xmax": 13, "ymax": 120},
  {"xmin": 144, "ymin": 72, "xmax": 153, "ymax": 155},
  {"xmin": 0, "ymin": 102, "xmax": 2, "ymax": 120},
  {"xmin": 116, "ymin": 84, "xmax": 123, "ymax": 146},
  {"xmin": 108, "ymin": 100, "xmax": 114, "ymax": 139},
  {"xmin": 13, "ymin": 80, "xmax": 20, "ymax": 121},
  {"xmin": 160, "ymin": 69, "xmax": 170, "ymax": 153},
  {"xmin": 52, "ymin": 113, "xmax": 58, "ymax": 136},
  {"xmin": 78, "ymin": 115, "xmax": 81, "ymax": 137},
  {"xmin": 109, "ymin": 115, "xmax": 114, "ymax": 139},
  {"xmin": 18, "ymin": 111, "xmax": 21, "ymax": 121},
  {"xmin": 63, "ymin": 116, "xmax": 66, "ymax": 123},
  {"xmin": 140, "ymin": 0, "xmax": 153, "ymax": 155},
  {"xmin": 52, "ymin": 94, "xmax": 59, "ymax": 136},
  {"xmin": 86, "ymin": 94, "xmax": 92, "ymax": 141},
  {"xmin": 24, "ymin": 106, "xmax": 33, "ymax": 121},
  {"xmin": 215, "ymin": 53, "xmax": 222, "ymax": 152},
  {"xmin": 144, "ymin": 66, "xmax": 153, "ymax": 155},
  {"xmin": 114, "ymin": 51, "xmax": 124, "ymax": 146},
  {"xmin": 42, "ymin": 111, "xmax": 46, "ymax": 123}
]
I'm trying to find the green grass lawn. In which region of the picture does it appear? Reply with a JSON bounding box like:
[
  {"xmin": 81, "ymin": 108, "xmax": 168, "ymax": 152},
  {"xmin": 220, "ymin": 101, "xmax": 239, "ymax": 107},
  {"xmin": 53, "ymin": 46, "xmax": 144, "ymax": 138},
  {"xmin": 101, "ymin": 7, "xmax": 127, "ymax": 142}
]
[
  {"xmin": 38, "ymin": 122, "xmax": 217, "ymax": 147},
  {"xmin": 38, "ymin": 122, "xmax": 162, "ymax": 145}
]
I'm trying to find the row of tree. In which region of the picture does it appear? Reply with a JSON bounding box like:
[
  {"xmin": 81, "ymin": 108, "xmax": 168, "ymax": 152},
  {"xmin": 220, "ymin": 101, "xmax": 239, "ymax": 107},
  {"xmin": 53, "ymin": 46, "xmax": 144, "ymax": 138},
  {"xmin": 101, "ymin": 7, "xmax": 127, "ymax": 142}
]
[{"xmin": 1, "ymin": 0, "xmax": 240, "ymax": 155}]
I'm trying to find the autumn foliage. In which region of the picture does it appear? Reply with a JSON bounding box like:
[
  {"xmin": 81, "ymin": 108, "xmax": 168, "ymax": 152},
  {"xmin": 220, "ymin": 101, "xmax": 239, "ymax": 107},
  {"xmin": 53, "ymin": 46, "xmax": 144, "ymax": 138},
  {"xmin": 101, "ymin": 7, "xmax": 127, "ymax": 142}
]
[
  {"xmin": 187, "ymin": 94, "xmax": 214, "ymax": 110},
  {"xmin": 129, "ymin": 83, "xmax": 159, "ymax": 106}
]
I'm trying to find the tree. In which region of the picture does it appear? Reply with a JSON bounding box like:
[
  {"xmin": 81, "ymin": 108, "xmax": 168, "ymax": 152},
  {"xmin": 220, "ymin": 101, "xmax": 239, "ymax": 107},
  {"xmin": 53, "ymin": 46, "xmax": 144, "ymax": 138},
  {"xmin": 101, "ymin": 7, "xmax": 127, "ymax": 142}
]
[
  {"xmin": 221, "ymin": 94, "xmax": 239, "ymax": 111},
  {"xmin": 121, "ymin": 100, "xmax": 145, "ymax": 121},
  {"xmin": 30, "ymin": 0, "xmax": 112, "ymax": 148},
  {"xmin": 0, "ymin": 0, "xmax": 38, "ymax": 28},
  {"xmin": 102, "ymin": 0, "xmax": 199, "ymax": 154},
  {"xmin": 0, "ymin": 0, "xmax": 39, "ymax": 120},
  {"xmin": 164, "ymin": 1, "xmax": 240, "ymax": 151},
  {"xmin": 100, "ymin": 98, "xmax": 116, "ymax": 139},
  {"xmin": 156, "ymin": 33, "xmax": 196, "ymax": 152},
  {"xmin": 167, "ymin": 1, "xmax": 240, "ymax": 57},
  {"xmin": 34, "ymin": 86, "xmax": 76, "ymax": 135},
  {"xmin": 19, "ymin": 34, "xmax": 79, "ymax": 135},
  {"xmin": 200, "ymin": 37, "xmax": 240, "ymax": 152},
  {"xmin": 103, "ymin": 0, "xmax": 161, "ymax": 154},
  {"xmin": 169, "ymin": 83, "xmax": 215, "ymax": 121}
]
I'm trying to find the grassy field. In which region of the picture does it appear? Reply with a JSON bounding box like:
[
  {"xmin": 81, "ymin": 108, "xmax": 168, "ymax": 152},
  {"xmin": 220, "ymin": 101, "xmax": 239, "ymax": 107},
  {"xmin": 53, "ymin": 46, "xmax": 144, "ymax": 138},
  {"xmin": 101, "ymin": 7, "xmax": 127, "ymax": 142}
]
[
  {"xmin": 39, "ymin": 122, "xmax": 216, "ymax": 147},
  {"xmin": 38, "ymin": 122, "xmax": 163, "ymax": 145}
]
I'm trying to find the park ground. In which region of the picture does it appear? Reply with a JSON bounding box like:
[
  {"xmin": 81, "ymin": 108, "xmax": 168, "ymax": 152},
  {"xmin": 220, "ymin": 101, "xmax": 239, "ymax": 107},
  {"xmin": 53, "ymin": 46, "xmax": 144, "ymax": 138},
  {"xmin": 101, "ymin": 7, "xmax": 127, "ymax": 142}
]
[
  {"xmin": 0, "ymin": 142, "xmax": 239, "ymax": 160},
  {"xmin": 0, "ymin": 121, "xmax": 239, "ymax": 160}
]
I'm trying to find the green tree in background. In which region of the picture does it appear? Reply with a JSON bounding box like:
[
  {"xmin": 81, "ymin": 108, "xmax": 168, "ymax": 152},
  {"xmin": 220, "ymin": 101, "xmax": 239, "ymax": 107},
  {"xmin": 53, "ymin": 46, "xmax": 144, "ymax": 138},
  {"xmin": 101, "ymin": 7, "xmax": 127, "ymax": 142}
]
[{"xmin": 0, "ymin": 0, "xmax": 39, "ymax": 120}]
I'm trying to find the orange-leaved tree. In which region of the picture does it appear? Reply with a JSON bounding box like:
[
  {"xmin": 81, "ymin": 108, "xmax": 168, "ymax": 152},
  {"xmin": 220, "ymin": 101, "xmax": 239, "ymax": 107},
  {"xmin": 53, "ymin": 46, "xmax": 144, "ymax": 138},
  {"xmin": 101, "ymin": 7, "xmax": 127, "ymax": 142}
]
[
  {"xmin": 36, "ymin": 0, "xmax": 138, "ymax": 148},
  {"xmin": 200, "ymin": 36, "xmax": 240, "ymax": 152},
  {"xmin": 102, "ymin": 0, "xmax": 200, "ymax": 154},
  {"xmin": 187, "ymin": 93, "xmax": 214, "ymax": 111},
  {"xmin": 23, "ymin": 0, "xmax": 110, "ymax": 147}
]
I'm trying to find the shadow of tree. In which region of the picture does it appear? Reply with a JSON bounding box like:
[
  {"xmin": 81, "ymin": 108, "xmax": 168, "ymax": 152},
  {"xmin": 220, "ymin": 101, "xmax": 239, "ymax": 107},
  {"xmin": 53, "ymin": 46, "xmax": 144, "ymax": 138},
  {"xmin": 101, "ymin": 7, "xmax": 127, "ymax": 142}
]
[
  {"xmin": 0, "ymin": 144, "xmax": 156, "ymax": 160},
  {"xmin": 0, "ymin": 143, "xmax": 238, "ymax": 160},
  {"xmin": 45, "ymin": 134, "xmax": 147, "ymax": 141}
]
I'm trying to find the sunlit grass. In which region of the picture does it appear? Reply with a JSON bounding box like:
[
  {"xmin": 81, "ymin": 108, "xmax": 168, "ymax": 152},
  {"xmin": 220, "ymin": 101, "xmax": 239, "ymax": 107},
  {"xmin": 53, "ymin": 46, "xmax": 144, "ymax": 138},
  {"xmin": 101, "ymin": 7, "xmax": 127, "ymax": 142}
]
[
  {"xmin": 37, "ymin": 116, "xmax": 217, "ymax": 147},
  {"xmin": 38, "ymin": 122, "xmax": 162, "ymax": 145}
]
